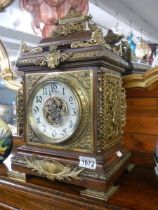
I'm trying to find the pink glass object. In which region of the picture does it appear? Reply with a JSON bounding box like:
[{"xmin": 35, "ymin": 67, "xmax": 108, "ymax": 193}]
[{"xmin": 20, "ymin": 0, "xmax": 89, "ymax": 38}]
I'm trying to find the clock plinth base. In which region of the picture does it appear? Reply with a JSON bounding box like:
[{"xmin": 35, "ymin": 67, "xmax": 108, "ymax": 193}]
[{"xmin": 11, "ymin": 146, "xmax": 131, "ymax": 200}]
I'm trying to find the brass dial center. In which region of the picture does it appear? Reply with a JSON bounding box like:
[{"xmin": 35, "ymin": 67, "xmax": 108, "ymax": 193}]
[{"xmin": 43, "ymin": 97, "xmax": 67, "ymax": 126}]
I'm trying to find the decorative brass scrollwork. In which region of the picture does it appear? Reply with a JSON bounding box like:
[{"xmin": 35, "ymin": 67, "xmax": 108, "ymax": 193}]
[
  {"xmin": 71, "ymin": 23, "xmax": 111, "ymax": 49},
  {"xmin": 25, "ymin": 157, "xmax": 84, "ymax": 181},
  {"xmin": 20, "ymin": 41, "xmax": 43, "ymax": 55},
  {"xmin": 97, "ymin": 71, "xmax": 126, "ymax": 151},
  {"xmin": 51, "ymin": 8, "xmax": 90, "ymax": 37}
]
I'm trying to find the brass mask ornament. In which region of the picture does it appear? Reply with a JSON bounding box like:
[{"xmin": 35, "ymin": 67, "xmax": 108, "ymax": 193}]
[{"xmin": 40, "ymin": 50, "xmax": 70, "ymax": 68}]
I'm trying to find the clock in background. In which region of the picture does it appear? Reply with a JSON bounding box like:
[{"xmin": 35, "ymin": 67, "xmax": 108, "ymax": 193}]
[{"xmin": 0, "ymin": 119, "xmax": 13, "ymax": 163}]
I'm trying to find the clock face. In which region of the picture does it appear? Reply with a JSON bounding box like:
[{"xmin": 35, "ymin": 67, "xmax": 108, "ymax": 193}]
[{"xmin": 28, "ymin": 80, "xmax": 80, "ymax": 144}]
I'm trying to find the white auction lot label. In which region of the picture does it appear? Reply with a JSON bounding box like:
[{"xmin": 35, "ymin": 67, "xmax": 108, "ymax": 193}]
[{"xmin": 79, "ymin": 156, "xmax": 96, "ymax": 169}]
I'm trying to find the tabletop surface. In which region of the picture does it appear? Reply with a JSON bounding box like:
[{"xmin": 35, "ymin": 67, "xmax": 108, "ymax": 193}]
[{"xmin": 0, "ymin": 138, "xmax": 157, "ymax": 210}]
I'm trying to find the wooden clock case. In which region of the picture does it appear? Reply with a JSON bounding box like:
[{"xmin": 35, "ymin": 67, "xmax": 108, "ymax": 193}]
[{"xmin": 11, "ymin": 11, "xmax": 131, "ymax": 200}]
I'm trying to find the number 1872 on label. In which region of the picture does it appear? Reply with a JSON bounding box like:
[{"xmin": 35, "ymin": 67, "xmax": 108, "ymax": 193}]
[{"xmin": 79, "ymin": 156, "xmax": 96, "ymax": 169}]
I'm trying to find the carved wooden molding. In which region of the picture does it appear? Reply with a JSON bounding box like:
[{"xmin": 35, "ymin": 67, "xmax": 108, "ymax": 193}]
[{"xmin": 123, "ymin": 66, "xmax": 158, "ymax": 89}]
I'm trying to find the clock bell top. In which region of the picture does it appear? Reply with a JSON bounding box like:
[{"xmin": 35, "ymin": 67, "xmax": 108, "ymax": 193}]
[{"xmin": 16, "ymin": 9, "xmax": 128, "ymax": 73}]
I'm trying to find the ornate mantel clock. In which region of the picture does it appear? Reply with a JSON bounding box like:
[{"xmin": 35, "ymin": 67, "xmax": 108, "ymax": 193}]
[{"xmin": 11, "ymin": 10, "xmax": 131, "ymax": 200}]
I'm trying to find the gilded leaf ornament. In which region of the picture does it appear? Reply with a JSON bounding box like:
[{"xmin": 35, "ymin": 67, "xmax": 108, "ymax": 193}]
[{"xmin": 25, "ymin": 157, "xmax": 84, "ymax": 181}]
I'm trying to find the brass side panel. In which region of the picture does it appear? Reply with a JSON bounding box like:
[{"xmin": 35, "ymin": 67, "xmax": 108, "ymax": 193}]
[
  {"xmin": 16, "ymin": 87, "xmax": 24, "ymax": 136},
  {"xmin": 97, "ymin": 70, "xmax": 126, "ymax": 151}
]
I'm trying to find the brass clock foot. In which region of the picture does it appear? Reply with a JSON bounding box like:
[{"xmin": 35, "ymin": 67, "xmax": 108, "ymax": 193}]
[
  {"xmin": 126, "ymin": 163, "xmax": 135, "ymax": 173},
  {"xmin": 80, "ymin": 186, "xmax": 119, "ymax": 201},
  {"xmin": 7, "ymin": 170, "xmax": 26, "ymax": 183}
]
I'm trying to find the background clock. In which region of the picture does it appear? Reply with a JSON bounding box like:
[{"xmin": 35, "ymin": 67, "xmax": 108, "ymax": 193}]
[{"xmin": 28, "ymin": 79, "xmax": 81, "ymax": 144}]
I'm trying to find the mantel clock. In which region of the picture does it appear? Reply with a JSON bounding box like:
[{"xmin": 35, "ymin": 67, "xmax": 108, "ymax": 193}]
[{"xmin": 11, "ymin": 10, "xmax": 131, "ymax": 200}]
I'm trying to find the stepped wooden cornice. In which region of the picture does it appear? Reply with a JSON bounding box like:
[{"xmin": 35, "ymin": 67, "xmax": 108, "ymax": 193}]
[{"xmin": 123, "ymin": 66, "xmax": 158, "ymax": 89}]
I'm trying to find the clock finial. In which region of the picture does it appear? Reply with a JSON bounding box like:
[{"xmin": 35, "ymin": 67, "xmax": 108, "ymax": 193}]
[{"xmin": 51, "ymin": 8, "xmax": 91, "ymax": 37}]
